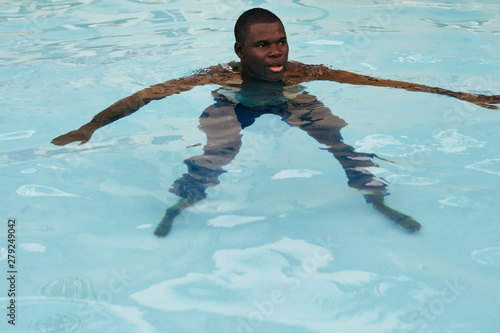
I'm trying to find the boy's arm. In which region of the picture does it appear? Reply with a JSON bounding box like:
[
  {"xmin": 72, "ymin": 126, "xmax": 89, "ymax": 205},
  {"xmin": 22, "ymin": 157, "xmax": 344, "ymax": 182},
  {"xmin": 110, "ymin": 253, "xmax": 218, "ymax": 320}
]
[
  {"xmin": 51, "ymin": 64, "xmax": 240, "ymax": 146},
  {"xmin": 285, "ymin": 62, "xmax": 500, "ymax": 110}
]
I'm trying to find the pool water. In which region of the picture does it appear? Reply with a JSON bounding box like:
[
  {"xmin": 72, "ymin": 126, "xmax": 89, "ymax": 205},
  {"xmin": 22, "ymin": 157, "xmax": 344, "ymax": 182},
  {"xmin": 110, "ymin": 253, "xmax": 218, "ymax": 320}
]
[{"xmin": 1, "ymin": 0, "xmax": 500, "ymax": 332}]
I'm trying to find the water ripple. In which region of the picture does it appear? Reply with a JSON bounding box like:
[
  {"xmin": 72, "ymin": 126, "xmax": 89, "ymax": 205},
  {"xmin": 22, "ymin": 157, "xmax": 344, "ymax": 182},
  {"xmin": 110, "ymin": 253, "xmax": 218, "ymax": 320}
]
[
  {"xmin": 434, "ymin": 129, "xmax": 485, "ymax": 154},
  {"xmin": 16, "ymin": 184, "xmax": 80, "ymax": 197},
  {"xmin": 4, "ymin": 296, "xmax": 155, "ymax": 333},
  {"xmin": 207, "ymin": 215, "xmax": 266, "ymax": 228},
  {"xmin": 471, "ymin": 247, "xmax": 500, "ymax": 267},
  {"xmin": 0, "ymin": 130, "xmax": 35, "ymax": 140},
  {"xmin": 465, "ymin": 159, "xmax": 500, "ymax": 176},
  {"xmin": 355, "ymin": 134, "xmax": 428, "ymax": 157}
]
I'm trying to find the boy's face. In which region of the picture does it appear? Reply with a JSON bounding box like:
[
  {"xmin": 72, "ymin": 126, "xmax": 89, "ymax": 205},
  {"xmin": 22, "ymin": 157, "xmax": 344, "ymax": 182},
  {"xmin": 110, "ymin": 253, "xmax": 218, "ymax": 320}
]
[{"xmin": 235, "ymin": 21, "xmax": 289, "ymax": 81}]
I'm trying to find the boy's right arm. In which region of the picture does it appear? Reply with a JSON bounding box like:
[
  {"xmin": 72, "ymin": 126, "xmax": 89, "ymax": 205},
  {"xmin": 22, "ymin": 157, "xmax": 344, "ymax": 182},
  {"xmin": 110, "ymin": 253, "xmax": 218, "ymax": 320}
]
[
  {"xmin": 51, "ymin": 81, "xmax": 186, "ymax": 146},
  {"xmin": 51, "ymin": 64, "xmax": 240, "ymax": 146}
]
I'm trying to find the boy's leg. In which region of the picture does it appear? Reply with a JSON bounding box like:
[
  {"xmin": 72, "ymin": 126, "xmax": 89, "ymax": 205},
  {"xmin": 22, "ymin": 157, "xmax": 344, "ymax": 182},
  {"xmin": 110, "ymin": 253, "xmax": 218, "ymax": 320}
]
[
  {"xmin": 285, "ymin": 93, "xmax": 421, "ymax": 232},
  {"xmin": 155, "ymin": 97, "xmax": 244, "ymax": 237}
]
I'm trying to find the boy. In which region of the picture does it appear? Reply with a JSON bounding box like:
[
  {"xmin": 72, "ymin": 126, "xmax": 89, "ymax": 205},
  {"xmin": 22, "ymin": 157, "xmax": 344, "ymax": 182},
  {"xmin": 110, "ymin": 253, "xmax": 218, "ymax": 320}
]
[{"xmin": 52, "ymin": 8, "xmax": 500, "ymax": 236}]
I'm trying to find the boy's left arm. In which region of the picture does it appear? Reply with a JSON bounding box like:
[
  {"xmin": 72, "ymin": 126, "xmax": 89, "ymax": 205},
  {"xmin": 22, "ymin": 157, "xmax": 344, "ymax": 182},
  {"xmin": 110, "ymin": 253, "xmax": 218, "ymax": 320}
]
[{"xmin": 286, "ymin": 62, "xmax": 500, "ymax": 110}]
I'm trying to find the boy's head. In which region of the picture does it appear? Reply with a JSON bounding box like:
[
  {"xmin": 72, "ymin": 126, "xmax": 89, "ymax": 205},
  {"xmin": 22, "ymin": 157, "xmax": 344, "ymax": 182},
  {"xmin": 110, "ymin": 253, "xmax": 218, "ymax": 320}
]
[
  {"xmin": 234, "ymin": 8, "xmax": 289, "ymax": 81},
  {"xmin": 234, "ymin": 8, "xmax": 282, "ymax": 45}
]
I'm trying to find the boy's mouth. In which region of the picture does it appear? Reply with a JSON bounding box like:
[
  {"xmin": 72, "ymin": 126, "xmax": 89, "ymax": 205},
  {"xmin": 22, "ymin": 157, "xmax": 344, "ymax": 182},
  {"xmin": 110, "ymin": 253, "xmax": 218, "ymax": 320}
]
[{"xmin": 268, "ymin": 64, "xmax": 284, "ymax": 72}]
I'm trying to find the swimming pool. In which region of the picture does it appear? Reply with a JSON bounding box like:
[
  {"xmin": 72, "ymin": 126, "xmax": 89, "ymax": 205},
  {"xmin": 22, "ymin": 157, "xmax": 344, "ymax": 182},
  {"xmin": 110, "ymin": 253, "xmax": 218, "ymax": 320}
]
[{"xmin": 1, "ymin": 0, "xmax": 500, "ymax": 332}]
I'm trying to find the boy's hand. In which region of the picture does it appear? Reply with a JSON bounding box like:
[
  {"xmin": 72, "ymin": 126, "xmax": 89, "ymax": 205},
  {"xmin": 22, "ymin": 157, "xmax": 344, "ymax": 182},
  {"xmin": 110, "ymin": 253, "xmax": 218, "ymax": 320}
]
[
  {"xmin": 51, "ymin": 122, "xmax": 99, "ymax": 146},
  {"xmin": 51, "ymin": 129, "xmax": 92, "ymax": 146},
  {"xmin": 459, "ymin": 93, "xmax": 500, "ymax": 110}
]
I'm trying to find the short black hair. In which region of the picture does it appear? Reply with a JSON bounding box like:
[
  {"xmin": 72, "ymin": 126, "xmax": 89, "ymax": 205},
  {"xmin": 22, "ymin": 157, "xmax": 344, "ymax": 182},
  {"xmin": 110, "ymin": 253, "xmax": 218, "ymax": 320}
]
[{"xmin": 234, "ymin": 8, "xmax": 283, "ymax": 45}]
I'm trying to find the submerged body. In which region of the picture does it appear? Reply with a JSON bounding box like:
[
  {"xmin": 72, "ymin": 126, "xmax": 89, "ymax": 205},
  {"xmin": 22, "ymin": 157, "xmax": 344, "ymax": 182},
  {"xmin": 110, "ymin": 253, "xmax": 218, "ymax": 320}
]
[{"xmin": 154, "ymin": 78, "xmax": 421, "ymax": 236}]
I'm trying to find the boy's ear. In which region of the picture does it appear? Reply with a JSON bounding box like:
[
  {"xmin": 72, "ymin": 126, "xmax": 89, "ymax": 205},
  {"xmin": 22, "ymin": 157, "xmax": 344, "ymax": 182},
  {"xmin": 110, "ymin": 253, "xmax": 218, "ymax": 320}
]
[{"xmin": 234, "ymin": 42, "xmax": 244, "ymax": 59}]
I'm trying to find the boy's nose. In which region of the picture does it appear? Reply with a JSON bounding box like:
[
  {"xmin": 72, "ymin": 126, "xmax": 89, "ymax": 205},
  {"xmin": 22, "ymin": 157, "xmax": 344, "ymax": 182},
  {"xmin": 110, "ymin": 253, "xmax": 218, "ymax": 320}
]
[{"xmin": 268, "ymin": 44, "xmax": 282, "ymax": 58}]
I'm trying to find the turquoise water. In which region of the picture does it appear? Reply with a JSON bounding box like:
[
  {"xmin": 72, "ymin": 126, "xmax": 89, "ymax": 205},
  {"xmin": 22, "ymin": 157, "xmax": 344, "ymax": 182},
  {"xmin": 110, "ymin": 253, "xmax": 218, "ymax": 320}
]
[{"xmin": 1, "ymin": 0, "xmax": 500, "ymax": 332}]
